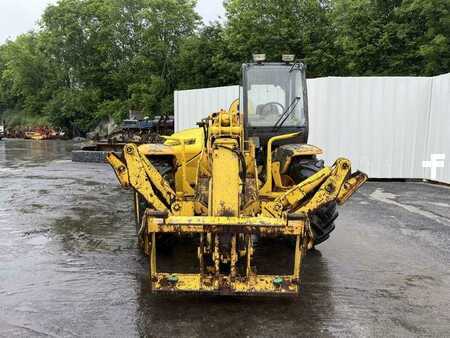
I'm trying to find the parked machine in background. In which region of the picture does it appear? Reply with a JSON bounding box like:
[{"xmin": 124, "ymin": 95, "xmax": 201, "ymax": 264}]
[
  {"xmin": 107, "ymin": 55, "xmax": 367, "ymax": 295},
  {"xmin": 72, "ymin": 114, "xmax": 174, "ymax": 162},
  {"xmin": 108, "ymin": 115, "xmax": 174, "ymax": 144}
]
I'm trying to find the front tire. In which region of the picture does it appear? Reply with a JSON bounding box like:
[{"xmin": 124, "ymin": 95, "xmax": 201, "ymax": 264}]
[{"xmin": 287, "ymin": 157, "xmax": 338, "ymax": 245}]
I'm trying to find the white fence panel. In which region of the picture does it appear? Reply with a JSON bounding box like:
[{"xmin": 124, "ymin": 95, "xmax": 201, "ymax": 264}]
[
  {"xmin": 425, "ymin": 73, "xmax": 450, "ymax": 183},
  {"xmin": 307, "ymin": 77, "xmax": 433, "ymax": 179},
  {"xmin": 174, "ymin": 86, "xmax": 240, "ymax": 131},
  {"xmin": 174, "ymin": 74, "xmax": 449, "ymax": 183}
]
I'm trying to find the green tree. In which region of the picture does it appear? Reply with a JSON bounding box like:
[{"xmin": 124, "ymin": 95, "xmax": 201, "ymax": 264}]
[
  {"xmin": 130, "ymin": 0, "xmax": 200, "ymax": 114},
  {"xmin": 391, "ymin": 0, "xmax": 450, "ymax": 75},
  {"xmin": 177, "ymin": 23, "xmax": 239, "ymax": 89},
  {"xmin": 39, "ymin": 0, "xmax": 200, "ymax": 133},
  {"xmin": 333, "ymin": 0, "xmax": 450, "ymax": 75},
  {"xmin": 1, "ymin": 0, "xmax": 449, "ymax": 134},
  {"xmin": 0, "ymin": 33, "xmax": 53, "ymax": 125},
  {"xmin": 223, "ymin": 0, "xmax": 338, "ymax": 77}
]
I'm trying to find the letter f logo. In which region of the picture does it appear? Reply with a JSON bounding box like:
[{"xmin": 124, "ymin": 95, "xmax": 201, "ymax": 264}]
[{"xmin": 422, "ymin": 154, "xmax": 445, "ymax": 180}]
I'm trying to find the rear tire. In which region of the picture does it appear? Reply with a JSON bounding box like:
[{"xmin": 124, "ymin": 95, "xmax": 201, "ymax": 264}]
[{"xmin": 287, "ymin": 157, "xmax": 338, "ymax": 245}]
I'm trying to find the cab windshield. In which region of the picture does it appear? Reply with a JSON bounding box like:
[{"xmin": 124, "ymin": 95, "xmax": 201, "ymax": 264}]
[{"xmin": 245, "ymin": 65, "xmax": 305, "ymax": 127}]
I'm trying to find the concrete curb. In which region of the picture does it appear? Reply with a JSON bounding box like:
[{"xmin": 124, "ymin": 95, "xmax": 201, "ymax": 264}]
[{"xmin": 72, "ymin": 150, "xmax": 121, "ymax": 163}]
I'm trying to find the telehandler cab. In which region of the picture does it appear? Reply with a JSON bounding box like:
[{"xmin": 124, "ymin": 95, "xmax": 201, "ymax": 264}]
[{"xmin": 107, "ymin": 55, "xmax": 367, "ymax": 295}]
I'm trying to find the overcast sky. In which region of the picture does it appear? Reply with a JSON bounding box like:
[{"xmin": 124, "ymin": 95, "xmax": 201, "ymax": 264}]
[{"xmin": 0, "ymin": 0, "xmax": 225, "ymax": 43}]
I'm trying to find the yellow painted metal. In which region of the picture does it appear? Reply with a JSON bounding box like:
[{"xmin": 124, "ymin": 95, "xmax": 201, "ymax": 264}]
[
  {"xmin": 138, "ymin": 143, "xmax": 174, "ymax": 156},
  {"xmin": 297, "ymin": 158, "xmax": 351, "ymax": 215},
  {"xmin": 124, "ymin": 143, "xmax": 175, "ymax": 206},
  {"xmin": 124, "ymin": 145, "xmax": 168, "ymax": 212},
  {"xmin": 147, "ymin": 214, "xmax": 307, "ymax": 294},
  {"xmin": 162, "ymin": 127, "xmax": 204, "ymax": 150},
  {"xmin": 147, "ymin": 215, "xmax": 303, "ymax": 235},
  {"xmin": 290, "ymin": 144, "xmax": 323, "ymax": 156},
  {"xmin": 259, "ymin": 132, "xmax": 301, "ymax": 194},
  {"xmin": 106, "ymin": 152, "xmax": 129, "ymax": 188},
  {"xmin": 209, "ymin": 125, "xmax": 242, "ymax": 136},
  {"xmin": 211, "ymin": 139, "xmax": 240, "ymax": 216},
  {"xmin": 272, "ymin": 161, "xmax": 287, "ymax": 189},
  {"xmin": 145, "ymin": 213, "xmax": 307, "ymax": 294},
  {"xmin": 262, "ymin": 166, "xmax": 332, "ymax": 218},
  {"xmin": 278, "ymin": 144, "xmax": 323, "ymax": 174},
  {"xmin": 262, "ymin": 158, "xmax": 365, "ymax": 221},
  {"xmin": 150, "ymin": 232, "xmax": 156, "ymax": 277},
  {"xmin": 171, "ymin": 200, "xmax": 195, "ymax": 216},
  {"xmin": 151, "ymin": 273, "xmax": 299, "ymax": 294},
  {"xmin": 173, "ymin": 138, "xmax": 196, "ymax": 196},
  {"xmin": 293, "ymin": 234, "xmax": 302, "ymax": 279},
  {"xmin": 337, "ymin": 170, "xmax": 368, "ymax": 204},
  {"xmin": 228, "ymin": 98, "xmax": 240, "ymax": 114},
  {"xmin": 138, "ymin": 128, "xmax": 204, "ymax": 191},
  {"xmin": 107, "ymin": 74, "xmax": 368, "ymax": 296}
]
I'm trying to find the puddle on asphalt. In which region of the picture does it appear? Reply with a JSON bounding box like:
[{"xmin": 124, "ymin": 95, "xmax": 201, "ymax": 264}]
[
  {"xmin": 370, "ymin": 188, "xmax": 447, "ymax": 224},
  {"xmin": 0, "ymin": 140, "xmax": 449, "ymax": 336}
]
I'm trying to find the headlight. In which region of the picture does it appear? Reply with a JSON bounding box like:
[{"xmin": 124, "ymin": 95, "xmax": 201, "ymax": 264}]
[
  {"xmin": 282, "ymin": 54, "xmax": 295, "ymax": 63},
  {"xmin": 253, "ymin": 54, "xmax": 266, "ymax": 63}
]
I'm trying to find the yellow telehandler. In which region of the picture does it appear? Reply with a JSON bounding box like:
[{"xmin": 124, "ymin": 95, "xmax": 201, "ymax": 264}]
[{"xmin": 107, "ymin": 56, "xmax": 367, "ymax": 295}]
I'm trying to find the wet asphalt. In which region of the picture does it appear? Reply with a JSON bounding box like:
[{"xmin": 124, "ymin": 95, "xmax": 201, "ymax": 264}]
[{"xmin": 0, "ymin": 139, "xmax": 449, "ymax": 337}]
